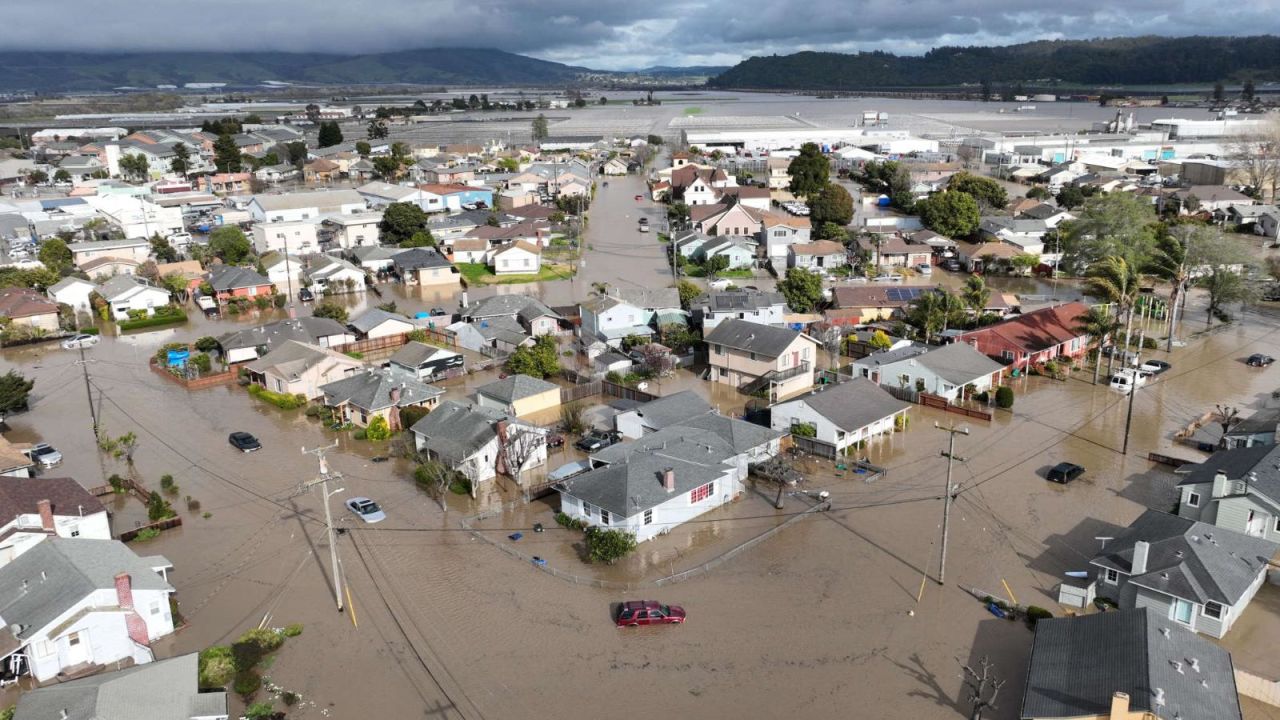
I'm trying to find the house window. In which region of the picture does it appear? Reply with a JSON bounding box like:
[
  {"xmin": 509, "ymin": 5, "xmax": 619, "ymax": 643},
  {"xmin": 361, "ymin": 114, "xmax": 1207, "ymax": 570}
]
[
  {"xmin": 36, "ymin": 640, "xmax": 55, "ymax": 657},
  {"xmin": 69, "ymin": 526, "xmax": 79, "ymax": 537},
  {"xmin": 1274, "ymin": 516, "xmax": 1280, "ymax": 534},
  {"xmin": 644, "ymin": 509, "xmax": 653, "ymax": 525},
  {"xmin": 1187, "ymin": 492, "xmax": 1201, "ymax": 508},
  {"xmin": 749, "ymin": 352, "xmax": 757, "ymax": 361},
  {"xmin": 582, "ymin": 503, "xmax": 594, "ymax": 519},
  {"xmin": 1104, "ymin": 568, "xmax": 1119, "ymax": 584},
  {"xmin": 1172, "ymin": 599, "xmax": 1194, "ymax": 625},
  {"xmin": 689, "ymin": 482, "xmax": 714, "ymax": 504},
  {"xmin": 713, "ymin": 344, "xmax": 724, "ymax": 355},
  {"xmin": 718, "ymin": 367, "xmax": 727, "ymax": 377},
  {"xmin": 599, "ymin": 509, "xmax": 610, "ymax": 526},
  {"xmin": 1203, "ymin": 602, "xmax": 1224, "ymax": 620},
  {"xmin": 1001, "ymin": 350, "xmax": 1016, "ymax": 361},
  {"xmin": 150, "ymin": 600, "xmax": 162, "ymax": 616}
]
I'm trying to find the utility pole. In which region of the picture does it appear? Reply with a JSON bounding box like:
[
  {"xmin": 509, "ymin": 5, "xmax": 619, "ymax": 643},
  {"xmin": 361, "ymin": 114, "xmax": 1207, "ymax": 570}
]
[
  {"xmin": 298, "ymin": 443, "xmax": 345, "ymax": 612},
  {"xmin": 936, "ymin": 422, "xmax": 969, "ymax": 585},
  {"xmin": 77, "ymin": 345, "xmax": 98, "ymax": 440}
]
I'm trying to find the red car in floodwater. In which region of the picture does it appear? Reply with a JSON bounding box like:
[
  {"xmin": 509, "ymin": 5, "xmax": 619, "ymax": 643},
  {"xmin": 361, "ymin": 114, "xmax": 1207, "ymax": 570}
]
[{"xmin": 616, "ymin": 601, "xmax": 686, "ymax": 627}]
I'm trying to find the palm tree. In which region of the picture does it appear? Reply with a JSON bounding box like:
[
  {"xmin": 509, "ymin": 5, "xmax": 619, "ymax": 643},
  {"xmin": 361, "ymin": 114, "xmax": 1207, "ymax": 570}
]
[
  {"xmin": 1084, "ymin": 256, "xmax": 1141, "ymax": 374},
  {"xmin": 962, "ymin": 274, "xmax": 990, "ymax": 323},
  {"xmin": 1074, "ymin": 306, "xmax": 1120, "ymax": 385},
  {"xmin": 907, "ymin": 289, "xmax": 966, "ymax": 340}
]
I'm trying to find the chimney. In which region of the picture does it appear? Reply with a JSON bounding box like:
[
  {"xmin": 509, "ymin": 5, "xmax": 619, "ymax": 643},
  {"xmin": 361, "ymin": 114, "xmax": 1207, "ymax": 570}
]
[
  {"xmin": 663, "ymin": 468, "xmax": 675, "ymax": 492},
  {"xmin": 1212, "ymin": 471, "xmax": 1230, "ymax": 498},
  {"xmin": 114, "ymin": 572, "xmax": 135, "ymax": 610},
  {"xmin": 1131, "ymin": 541, "xmax": 1150, "ymax": 575},
  {"xmin": 1109, "ymin": 692, "xmax": 1130, "ymax": 719},
  {"xmin": 115, "ymin": 573, "xmax": 151, "ymax": 647},
  {"xmin": 37, "ymin": 499, "xmax": 54, "ymax": 532}
]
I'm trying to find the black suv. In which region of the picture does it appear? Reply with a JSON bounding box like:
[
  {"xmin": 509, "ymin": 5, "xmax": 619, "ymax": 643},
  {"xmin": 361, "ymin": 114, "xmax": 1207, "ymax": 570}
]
[{"xmin": 1047, "ymin": 462, "xmax": 1085, "ymax": 484}]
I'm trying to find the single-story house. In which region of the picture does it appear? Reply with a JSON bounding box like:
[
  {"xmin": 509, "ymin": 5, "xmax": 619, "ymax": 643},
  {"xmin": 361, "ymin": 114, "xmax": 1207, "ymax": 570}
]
[
  {"xmin": 68, "ymin": 238, "xmax": 150, "ymax": 268},
  {"xmin": 1019, "ymin": 608, "xmax": 1242, "ymax": 720},
  {"xmin": 474, "ymin": 374, "xmax": 560, "ymax": 418},
  {"xmin": 1090, "ymin": 509, "xmax": 1276, "ymax": 639},
  {"xmin": 770, "ymin": 378, "xmax": 910, "ymax": 455},
  {"xmin": 349, "ymin": 307, "xmax": 415, "ymax": 340},
  {"xmin": 387, "ymin": 341, "xmax": 464, "ymax": 381},
  {"xmin": 0, "ymin": 477, "xmax": 110, "ymax": 569},
  {"xmin": 857, "ymin": 234, "xmax": 931, "ymax": 268},
  {"xmin": 614, "ymin": 391, "xmax": 713, "ymax": 439},
  {"xmin": 694, "ymin": 236, "xmax": 757, "ymax": 269},
  {"xmin": 79, "ymin": 256, "xmax": 141, "ymax": 280},
  {"xmin": 350, "ymin": 245, "xmax": 401, "ymax": 273},
  {"xmin": 789, "ymin": 240, "xmax": 849, "ymax": 272},
  {"xmin": 0, "ymin": 538, "xmax": 175, "ymax": 683},
  {"xmin": 47, "ymin": 277, "xmax": 97, "ymax": 314},
  {"xmin": 956, "ymin": 302, "xmax": 1091, "ymax": 370},
  {"xmin": 205, "ymin": 265, "xmax": 274, "ymax": 302},
  {"xmin": 320, "ymin": 367, "xmax": 443, "ymax": 429},
  {"xmin": 12, "ymin": 652, "xmax": 228, "ymax": 720},
  {"xmin": 305, "ymin": 255, "xmax": 366, "ymax": 295},
  {"xmin": 451, "ymin": 238, "xmax": 490, "ymax": 264},
  {"xmin": 392, "ymin": 247, "xmax": 461, "ymax": 287},
  {"xmin": 217, "ymin": 317, "xmax": 355, "ymax": 364},
  {"xmin": 852, "ymin": 341, "xmax": 1005, "ymax": 402},
  {"xmin": 411, "ymin": 400, "xmax": 547, "ymax": 486},
  {"xmin": 261, "ymin": 253, "xmax": 306, "ymax": 294},
  {"xmin": 1176, "ymin": 444, "xmax": 1280, "ymax": 544},
  {"xmin": 97, "ymin": 275, "xmax": 172, "ymax": 321},
  {"xmin": 0, "ymin": 288, "xmax": 61, "ymax": 333},
  {"xmin": 243, "ymin": 340, "xmax": 363, "ymax": 400},
  {"xmin": 490, "ymin": 240, "xmax": 542, "ymax": 275}
]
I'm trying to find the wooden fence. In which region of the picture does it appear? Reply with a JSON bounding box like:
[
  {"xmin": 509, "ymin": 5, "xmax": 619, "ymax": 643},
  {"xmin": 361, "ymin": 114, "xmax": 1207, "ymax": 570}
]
[
  {"xmin": 87, "ymin": 475, "xmax": 152, "ymax": 504},
  {"xmin": 920, "ymin": 392, "xmax": 993, "ymax": 421},
  {"xmin": 792, "ymin": 436, "xmax": 839, "ymax": 459},
  {"xmin": 558, "ymin": 379, "xmax": 661, "ymax": 405},
  {"xmin": 149, "ymin": 359, "xmax": 236, "ymax": 390},
  {"xmin": 1148, "ymin": 452, "xmax": 1198, "ymax": 468},
  {"xmin": 120, "ymin": 516, "xmax": 183, "ymax": 543}
]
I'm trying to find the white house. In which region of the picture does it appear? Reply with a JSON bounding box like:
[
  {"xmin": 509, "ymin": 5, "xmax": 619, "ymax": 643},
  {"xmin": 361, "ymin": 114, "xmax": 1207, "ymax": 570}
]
[
  {"xmin": 694, "ymin": 290, "xmax": 789, "ymax": 331},
  {"xmin": 356, "ymin": 181, "xmax": 427, "ymax": 209},
  {"xmin": 322, "ymin": 211, "xmax": 383, "ymax": 249},
  {"xmin": 251, "ymin": 220, "xmax": 320, "ymax": 255},
  {"xmin": 614, "ymin": 391, "xmax": 713, "ymax": 439},
  {"xmin": 82, "ymin": 196, "xmax": 184, "ymax": 240},
  {"xmin": 0, "ymin": 478, "xmax": 111, "ymax": 569},
  {"xmin": 12, "ymin": 652, "xmax": 228, "ymax": 720},
  {"xmin": 261, "ymin": 253, "xmax": 306, "ymax": 294},
  {"xmin": 0, "ymin": 539, "xmax": 175, "ymax": 683},
  {"xmin": 760, "ymin": 213, "xmax": 812, "ymax": 265},
  {"xmin": 489, "ymin": 240, "xmax": 541, "ymax": 275},
  {"xmin": 47, "ymin": 277, "xmax": 97, "ymax": 314},
  {"xmin": 68, "ymin": 238, "xmax": 151, "ymax": 268},
  {"xmin": 97, "ymin": 275, "xmax": 172, "ymax": 321},
  {"xmin": 305, "ymin": 255, "xmax": 366, "ymax": 295},
  {"xmin": 411, "ymin": 401, "xmax": 547, "ymax": 486},
  {"xmin": 769, "ymin": 378, "xmax": 910, "ymax": 455},
  {"xmin": 694, "ymin": 236, "xmax": 757, "ymax": 269},
  {"xmin": 349, "ymin": 307, "xmax": 415, "ymax": 340},
  {"xmin": 248, "ymin": 189, "xmax": 367, "ymax": 223},
  {"xmin": 580, "ymin": 287, "xmax": 684, "ymax": 347},
  {"xmin": 851, "ymin": 342, "xmax": 1005, "ymax": 402}
]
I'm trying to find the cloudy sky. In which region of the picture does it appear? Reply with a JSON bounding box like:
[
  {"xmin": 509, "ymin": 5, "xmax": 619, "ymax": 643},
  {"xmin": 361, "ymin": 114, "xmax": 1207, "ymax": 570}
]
[{"xmin": 5, "ymin": 0, "xmax": 1280, "ymax": 70}]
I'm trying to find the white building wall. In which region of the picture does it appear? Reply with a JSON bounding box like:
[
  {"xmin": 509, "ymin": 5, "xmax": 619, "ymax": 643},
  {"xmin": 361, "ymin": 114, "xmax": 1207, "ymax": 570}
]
[
  {"xmin": 252, "ymin": 221, "xmax": 320, "ymax": 255},
  {"xmin": 25, "ymin": 586, "xmax": 173, "ymax": 681},
  {"xmin": 559, "ymin": 468, "xmax": 742, "ymax": 543}
]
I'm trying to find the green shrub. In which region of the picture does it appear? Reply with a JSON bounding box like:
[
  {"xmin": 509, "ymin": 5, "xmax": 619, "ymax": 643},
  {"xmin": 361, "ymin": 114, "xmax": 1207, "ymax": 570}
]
[
  {"xmin": 585, "ymin": 527, "xmax": 637, "ymax": 564},
  {"xmin": 789, "ymin": 422, "xmax": 816, "ymax": 438},
  {"xmin": 237, "ymin": 627, "xmax": 285, "ymax": 653},
  {"xmin": 345, "ymin": 351, "xmax": 364, "ymax": 359},
  {"xmin": 246, "ymin": 384, "xmax": 307, "ymax": 410},
  {"xmin": 191, "ymin": 352, "xmax": 212, "ymax": 373},
  {"xmin": 555, "ymin": 511, "xmax": 586, "ymax": 531},
  {"xmin": 254, "ymin": 295, "xmax": 271, "ymax": 310},
  {"xmin": 1025, "ymin": 605, "xmax": 1053, "ymax": 628},
  {"xmin": 399, "ymin": 405, "xmax": 430, "ymax": 429},
  {"xmin": 160, "ymin": 474, "xmax": 177, "ymax": 493},
  {"xmin": 995, "ymin": 385, "xmax": 1014, "ymax": 409},
  {"xmin": 449, "ymin": 477, "xmax": 471, "ymax": 495},
  {"xmin": 244, "ymin": 702, "xmax": 275, "ymax": 720},
  {"xmin": 118, "ymin": 306, "xmax": 187, "ymax": 331},
  {"xmin": 108, "ymin": 473, "xmax": 126, "ymax": 493},
  {"xmin": 364, "ymin": 415, "xmax": 392, "ymax": 441},
  {"xmin": 198, "ymin": 646, "xmax": 235, "ymax": 688},
  {"xmin": 187, "ymin": 496, "xmax": 201, "ymax": 512},
  {"xmin": 973, "ymin": 391, "xmax": 989, "ymax": 403},
  {"xmin": 233, "ymin": 670, "xmax": 262, "ymax": 697},
  {"xmin": 282, "ymin": 691, "xmax": 299, "ymax": 706},
  {"xmin": 202, "ymin": 511, "xmax": 212, "ymax": 519},
  {"xmin": 304, "ymin": 405, "xmax": 322, "ymax": 417},
  {"xmin": 79, "ymin": 326, "xmax": 100, "ymax": 336},
  {"xmin": 353, "ymin": 428, "xmax": 368, "ymax": 440},
  {"xmin": 147, "ymin": 491, "xmax": 175, "ymax": 521},
  {"xmin": 282, "ymin": 623, "xmax": 304, "ymax": 638},
  {"xmin": 194, "ymin": 336, "xmax": 219, "ymax": 352},
  {"xmin": 132, "ymin": 527, "xmax": 161, "ymax": 542}
]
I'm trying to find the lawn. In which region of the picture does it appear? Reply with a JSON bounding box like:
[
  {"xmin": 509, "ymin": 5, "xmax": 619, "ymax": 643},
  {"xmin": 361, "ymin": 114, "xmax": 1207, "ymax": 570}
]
[{"xmin": 455, "ymin": 262, "xmax": 576, "ymax": 285}]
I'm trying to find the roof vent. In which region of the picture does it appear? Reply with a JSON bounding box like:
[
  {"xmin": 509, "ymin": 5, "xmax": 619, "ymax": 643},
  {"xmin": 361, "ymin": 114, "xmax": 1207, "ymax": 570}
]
[
  {"xmin": 1189, "ymin": 658, "xmax": 1200, "ymax": 673},
  {"xmin": 1160, "ymin": 627, "xmax": 1171, "ymax": 639},
  {"xmin": 1171, "ymin": 660, "xmax": 1183, "ymax": 674},
  {"xmin": 1200, "ymin": 679, "xmax": 1209, "ymax": 689},
  {"xmin": 1153, "ymin": 688, "xmax": 1166, "ymax": 706}
]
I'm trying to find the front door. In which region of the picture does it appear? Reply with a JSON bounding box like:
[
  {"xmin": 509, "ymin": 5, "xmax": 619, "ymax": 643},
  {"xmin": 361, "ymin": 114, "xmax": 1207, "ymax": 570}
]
[
  {"xmin": 65, "ymin": 631, "xmax": 90, "ymax": 666},
  {"xmin": 1247, "ymin": 510, "xmax": 1267, "ymax": 537}
]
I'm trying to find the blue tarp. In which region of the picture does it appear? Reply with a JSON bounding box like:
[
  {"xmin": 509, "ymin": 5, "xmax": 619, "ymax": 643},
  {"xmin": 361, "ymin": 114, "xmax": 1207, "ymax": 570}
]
[{"xmin": 167, "ymin": 349, "xmax": 189, "ymax": 367}]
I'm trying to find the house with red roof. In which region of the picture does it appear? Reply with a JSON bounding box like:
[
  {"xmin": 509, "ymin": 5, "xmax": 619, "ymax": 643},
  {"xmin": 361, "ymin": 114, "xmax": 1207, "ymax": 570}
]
[
  {"xmin": 955, "ymin": 302, "xmax": 1091, "ymax": 370},
  {"xmin": 0, "ymin": 288, "xmax": 61, "ymax": 333}
]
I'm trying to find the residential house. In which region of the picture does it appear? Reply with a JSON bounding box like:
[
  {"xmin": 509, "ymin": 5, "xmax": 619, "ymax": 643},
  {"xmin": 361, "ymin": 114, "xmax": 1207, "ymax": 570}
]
[
  {"xmin": 857, "ymin": 234, "xmax": 932, "ymax": 269},
  {"xmin": 248, "ymin": 189, "xmax": 366, "ymax": 223},
  {"xmin": 979, "ymin": 216, "xmax": 1050, "ymax": 258},
  {"xmin": 321, "ymin": 367, "xmax": 443, "ymax": 429},
  {"xmin": 304, "ymin": 255, "xmax": 365, "ymax": 295},
  {"xmin": 824, "ymin": 285, "xmax": 928, "ymax": 326},
  {"xmin": 447, "ymin": 317, "xmax": 533, "ymax": 353},
  {"xmin": 81, "ymin": 197, "xmax": 183, "ymax": 240},
  {"xmin": 451, "ymin": 238, "xmax": 490, "ymax": 264},
  {"xmin": 418, "ymin": 183, "xmax": 494, "ymax": 212},
  {"xmin": 80, "ymin": 256, "xmax": 141, "ymax": 280},
  {"xmin": 198, "ymin": 172, "xmax": 251, "ymax": 195},
  {"xmin": 765, "ymin": 156, "xmax": 791, "ymax": 190},
  {"xmin": 13, "ymin": 652, "xmax": 228, "ymax": 720},
  {"xmin": 0, "ymin": 539, "xmax": 175, "ymax": 683},
  {"xmin": 350, "ymin": 245, "xmax": 401, "ymax": 273},
  {"xmin": 388, "ymin": 341, "xmax": 465, "ymax": 381},
  {"xmin": 601, "ymin": 157, "xmax": 629, "ymax": 176},
  {"xmin": 842, "ymin": 329, "xmax": 914, "ymax": 359},
  {"xmin": 704, "ymin": 318, "xmax": 821, "ymax": 401},
  {"xmin": 769, "ymin": 378, "xmax": 910, "ymax": 455},
  {"xmin": 349, "ymin": 307, "xmax": 415, "ymax": 340},
  {"xmin": 693, "ymin": 290, "xmax": 789, "ymax": 331},
  {"xmin": 1173, "ymin": 185, "xmax": 1255, "ymax": 214},
  {"xmin": 691, "ymin": 203, "xmax": 764, "ymax": 238},
  {"xmin": 559, "ymin": 413, "xmax": 783, "ymax": 542},
  {"xmin": 1019, "ymin": 608, "xmax": 1242, "ymax": 720},
  {"xmin": 672, "ymin": 230, "xmax": 714, "ymax": 261},
  {"xmin": 411, "ymin": 400, "xmax": 547, "ymax": 485},
  {"xmin": 1017, "ymin": 202, "xmax": 1076, "ymax": 228},
  {"xmin": 614, "ymin": 391, "xmax": 714, "ymax": 439},
  {"xmin": 0, "ymin": 436, "xmax": 35, "ymax": 478},
  {"xmin": 789, "ymin": 240, "xmax": 849, "ymax": 272},
  {"xmin": 154, "ymin": 260, "xmax": 206, "ymax": 295},
  {"xmin": 0, "ymin": 478, "xmax": 110, "ymax": 569},
  {"xmin": 204, "ymin": 265, "xmax": 274, "ymax": 302},
  {"xmin": 1257, "ymin": 207, "xmax": 1280, "ymax": 239},
  {"xmin": 490, "ymin": 240, "xmax": 542, "ymax": 275},
  {"xmin": 466, "ymin": 220, "xmax": 551, "ymax": 249},
  {"xmin": 217, "ymin": 317, "xmax": 354, "ymax": 364},
  {"xmin": 392, "ymin": 247, "xmax": 460, "ymax": 287},
  {"xmin": 255, "ymin": 163, "xmax": 300, "ymax": 184},
  {"xmin": 580, "ymin": 287, "xmax": 684, "ymax": 348},
  {"xmin": 474, "ymin": 374, "xmax": 561, "ymax": 418},
  {"xmin": 68, "ymin": 238, "xmax": 150, "ymax": 268},
  {"xmin": 98, "ymin": 276, "xmax": 172, "ymax": 321},
  {"xmin": 693, "ymin": 236, "xmax": 757, "ymax": 269},
  {"xmin": 1176, "ymin": 444, "xmax": 1280, "ymax": 543},
  {"xmin": 46, "ymin": 277, "xmax": 97, "ymax": 314},
  {"xmin": 718, "ymin": 186, "xmax": 771, "ymax": 211},
  {"xmin": 1090, "ymin": 509, "xmax": 1275, "ymax": 638},
  {"xmin": 321, "ymin": 211, "xmax": 383, "ymax": 249},
  {"xmin": 260, "ymin": 253, "xmax": 305, "ymax": 296},
  {"xmin": 356, "ymin": 181, "xmax": 427, "ymax": 209},
  {"xmin": 0, "ymin": 288, "xmax": 61, "ymax": 333},
  {"xmin": 459, "ymin": 295, "xmax": 564, "ymax": 337},
  {"xmin": 243, "ymin": 340, "xmax": 363, "ymax": 400},
  {"xmin": 851, "ymin": 341, "xmax": 1005, "ymax": 401},
  {"xmin": 251, "ymin": 220, "xmax": 320, "ymax": 255},
  {"xmin": 956, "ymin": 302, "xmax": 1091, "ymax": 370},
  {"xmin": 954, "ymin": 239, "xmax": 1024, "ymax": 273},
  {"xmin": 759, "ymin": 212, "xmax": 812, "ymax": 264}
]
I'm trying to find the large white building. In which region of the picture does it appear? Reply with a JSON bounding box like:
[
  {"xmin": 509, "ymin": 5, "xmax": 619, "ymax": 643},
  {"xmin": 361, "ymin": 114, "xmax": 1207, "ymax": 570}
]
[
  {"xmin": 82, "ymin": 195, "xmax": 184, "ymax": 239},
  {"xmin": 248, "ymin": 189, "xmax": 367, "ymax": 223},
  {"xmin": 251, "ymin": 220, "xmax": 320, "ymax": 255}
]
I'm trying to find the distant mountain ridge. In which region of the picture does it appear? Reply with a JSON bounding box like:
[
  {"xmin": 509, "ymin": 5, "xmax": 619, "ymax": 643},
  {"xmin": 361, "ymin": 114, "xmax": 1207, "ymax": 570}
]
[
  {"xmin": 0, "ymin": 47, "xmax": 599, "ymax": 92},
  {"xmin": 709, "ymin": 35, "xmax": 1280, "ymax": 90}
]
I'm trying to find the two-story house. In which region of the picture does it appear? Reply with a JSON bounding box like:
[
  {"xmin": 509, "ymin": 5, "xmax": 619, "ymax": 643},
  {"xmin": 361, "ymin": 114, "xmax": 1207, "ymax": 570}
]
[
  {"xmin": 789, "ymin": 240, "xmax": 849, "ymax": 273},
  {"xmin": 1176, "ymin": 444, "xmax": 1280, "ymax": 543},
  {"xmin": 704, "ymin": 318, "xmax": 820, "ymax": 401},
  {"xmin": 580, "ymin": 287, "xmax": 684, "ymax": 348},
  {"xmin": 1090, "ymin": 509, "xmax": 1275, "ymax": 639},
  {"xmin": 0, "ymin": 478, "xmax": 110, "ymax": 568},
  {"xmin": 693, "ymin": 290, "xmax": 789, "ymax": 331},
  {"xmin": 759, "ymin": 213, "xmax": 812, "ymax": 265}
]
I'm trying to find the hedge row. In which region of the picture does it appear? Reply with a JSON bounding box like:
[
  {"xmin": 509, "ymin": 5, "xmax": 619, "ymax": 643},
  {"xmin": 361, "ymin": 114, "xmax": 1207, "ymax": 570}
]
[
  {"xmin": 118, "ymin": 309, "xmax": 188, "ymax": 331},
  {"xmin": 246, "ymin": 384, "xmax": 307, "ymax": 410}
]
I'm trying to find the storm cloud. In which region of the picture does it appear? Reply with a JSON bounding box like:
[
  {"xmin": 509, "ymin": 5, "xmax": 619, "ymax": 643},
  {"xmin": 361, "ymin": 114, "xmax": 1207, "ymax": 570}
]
[{"xmin": 3, "ymin": 0, "xmax": 1278, "ymax": 70}]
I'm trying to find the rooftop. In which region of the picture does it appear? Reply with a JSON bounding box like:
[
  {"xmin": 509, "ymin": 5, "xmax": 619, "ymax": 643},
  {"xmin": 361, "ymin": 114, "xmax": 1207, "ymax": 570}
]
[
  {"xmin": 321, "ymin": 367, "xmax": 442, "ymax": 413},
  {"xmin": 14, "ymin": 652, "xmax": 226, "ymax": 720},
  {"xmin": 476, "ymin": 374, "xmax": 559, "ymax": 404},
  {"xmin": 0, "ymin": 477, "xmax": 104, "ymax": 520},
  {"xmin": 777, "ymin": 378, "xmax": 910, "ymax": 432},
  {"xmin": 703, "ymin": 318, "xmax": 810, "ymax": 359}
]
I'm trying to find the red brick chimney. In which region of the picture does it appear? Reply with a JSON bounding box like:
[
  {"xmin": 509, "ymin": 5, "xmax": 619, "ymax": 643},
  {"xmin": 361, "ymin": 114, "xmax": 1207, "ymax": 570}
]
[
  {"xmin": 663, "ymin": 468, "xmax": 676, "ymax": 492},
  {"xmin": 114, "ymin": 573, "xmax": 151, "ymax": 647},
  {"xmin": 37, "ymin": 499, "xmax": 54, "ymax": 532}
]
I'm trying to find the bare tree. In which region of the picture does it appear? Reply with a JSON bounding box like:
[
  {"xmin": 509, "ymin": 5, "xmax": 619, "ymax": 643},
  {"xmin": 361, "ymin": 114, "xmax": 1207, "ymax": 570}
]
[
  {"xmin": 1215, "ymin": 404, "xmax": 1240, "ymax": 448},
  {"xmin": 1226, "ymin": 116, "xmax": 1280, "ymax": 203},
  {"xmin": 961, "ymin": 656, "xmax": 1005, "ymax": 720},
  {"xmin": 498, "ymin": 422, "xmax": 546, "ymax": 500}
]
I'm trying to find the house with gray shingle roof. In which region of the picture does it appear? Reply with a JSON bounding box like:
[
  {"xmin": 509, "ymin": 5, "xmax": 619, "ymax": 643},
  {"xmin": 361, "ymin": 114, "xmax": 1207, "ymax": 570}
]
[
  {"xmin": 769, "ymin": 378, "xmax": 910, "ymax": 455},
  {"xmin": 460, "ymin": 295, "xmax": 564, "ymax": 337},
  {"xmin": 204, "ymin": 264, "xmax": 274, "ymax": 302},
  {"xmin": 704, "ymin": 318, "xmax": 820, "ymax": 401},
  {"xmin": 0, "ymin": 538, "xmax": 175, "ymax": 682},
  {"xmin": 1176, "ymin": 443, "xmax": 1280, "ymax": 544},
  {"xmin": 14, "ymin": 651, "xmax": 228, "ymax": 720},
  {"xmin": 217, "ymin": 316, "xmax": 354, "ymax": 364},
  {"xmin": 1090, "ymin": 509, "xmax": 1276, "ymax": 638},
  {"xmin": 388, "ymin": 341, "xmax": 465, "ymax": 381},
  {"xmin": 851, "ymin": 341, "xmax": 1006, "ymax": 402},
  {"xmin": 614, "ymin": 391, "xmax": 713, "ymax": 439},
  {"xmin": 348, "ymin": 307, "xmax": 415, "ymax": 340},
  {"xmin": 474, "ymin": 374, "xmax": 560, "ymax": 418},
  {"xmin": 1020, "ymin": 608, "xmax": 1242, "ymax": 720},
  {"xmin": 411, "ymin": 401, "xmax": 547, "ymax": 485},
  {"xmin": 580, "ymin": 287, "xmax": 684, "ymax": 348},
  {"xmin": 320, "ymin": 367, "xmax": 443, "ymax": 429}
]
